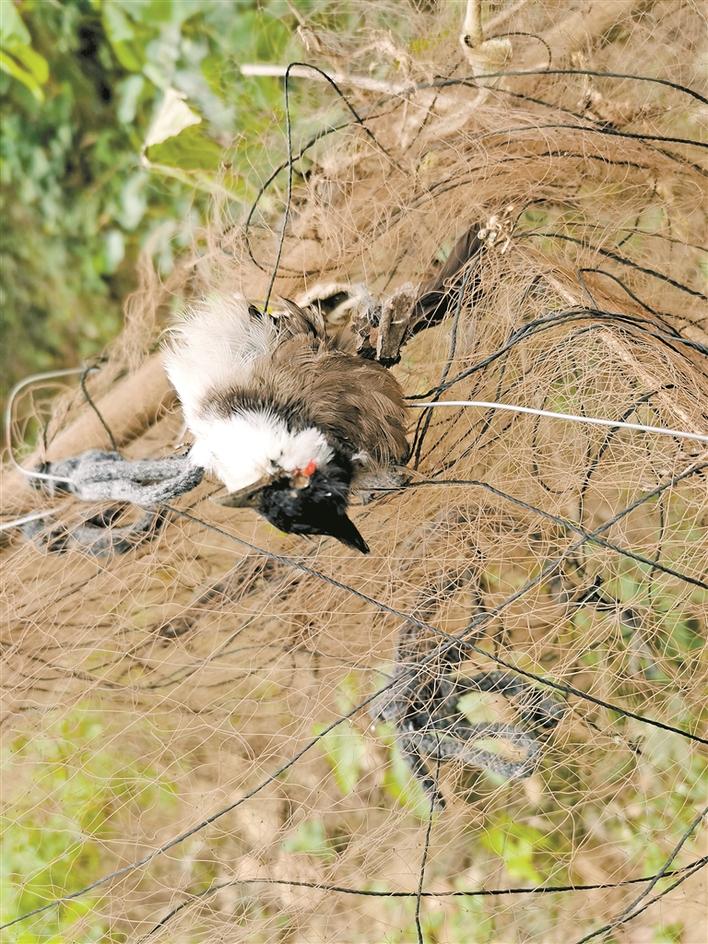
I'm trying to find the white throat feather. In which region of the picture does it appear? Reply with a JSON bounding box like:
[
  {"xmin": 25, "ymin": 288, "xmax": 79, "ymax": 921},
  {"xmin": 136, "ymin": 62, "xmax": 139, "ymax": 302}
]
[{"xmin": 188, "ymin": 409, "xmax": 334, "ymax": 493}]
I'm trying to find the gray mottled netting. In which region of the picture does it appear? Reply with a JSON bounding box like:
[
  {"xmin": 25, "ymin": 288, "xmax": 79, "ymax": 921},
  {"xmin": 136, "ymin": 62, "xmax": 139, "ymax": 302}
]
[
  {"xmin": 34, "ymin": 450, "xmax": 204, "ymax": 506},
  {"xmin": 21, "ymin": 451, "xmax": 203, "ymax": 555}
]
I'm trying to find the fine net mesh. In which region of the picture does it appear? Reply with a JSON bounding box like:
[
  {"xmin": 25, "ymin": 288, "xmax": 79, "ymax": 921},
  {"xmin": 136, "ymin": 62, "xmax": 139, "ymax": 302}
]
[{"xmin": 2, "ymin": 2, "xmax": 706, "ymax": 942}]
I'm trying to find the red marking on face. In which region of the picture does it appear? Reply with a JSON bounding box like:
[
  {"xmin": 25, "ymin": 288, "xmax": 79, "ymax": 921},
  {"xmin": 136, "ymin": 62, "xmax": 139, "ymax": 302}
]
[{"xmin": 302, "ymin": 459, "xmax": 317, "ymax": 477}]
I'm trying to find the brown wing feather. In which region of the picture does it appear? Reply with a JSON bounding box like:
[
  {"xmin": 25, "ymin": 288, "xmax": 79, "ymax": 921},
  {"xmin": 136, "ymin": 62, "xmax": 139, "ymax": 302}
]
[
  {"xmin": 207, "ymin": 298, "xmax": 408, "ymax": 466},
  {"xmin": 273, "ymin": 298, "xmax": 328, "ymax": 341},
  {"xmin": 261, "ymin": 335, "xmax": 409, "ymax": 466}
]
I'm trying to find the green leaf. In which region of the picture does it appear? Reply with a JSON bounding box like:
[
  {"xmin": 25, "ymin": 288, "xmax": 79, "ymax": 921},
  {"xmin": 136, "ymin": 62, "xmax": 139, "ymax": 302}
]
[
  {"xmin": 283, "ymin": 819, "xmax": 334, "ymax": 858},
  {"xmin": 118, "ymin": 172, "xmax": 148, "ymax": 229},
  {"xmin": 8, "ymin": 42, "xmax": 48, "ymax": 83},
  {"xmin": 101, "ymin": 229, "xmax": 125, "ymax": 274},
  {"xmin": 118, "ymin": 0, "xmax": 175, "ymax": 25},
  {"xmin": 314, "ymin": 721, "xmax": 366, "ymax": 796},
  {"xmin": 480, "ymin": 815, "xmax": 549, "ymax": 883},
  {"xmin": 116, "ymin": 74, "xmax": 145, "ymax": 124},
  {"xmin": 0, "ymin": 0, "xmax": 49, "ymax": 102},
  {"xmin": 144, "ymin": 87, "xmax": 202, "ymax": 148},
  {"xmin": 0, "ymin": 50, "xmax": 44, "ymax": 102},
  {"xmin": 141, "ymin": 87, "xmax": 227, "ymax": 189},
  {"xmin": 378, "ymin": 725, "xmax": 434, "ymax": 821},
  {"xmin": 144, "ymin": 123, "xmax": 223, "ymax": 171},
  {"xmin": 102, "ymin": 1, "xmax": 144, "ymax": 71},
  {"xmin": 0, "ymin": 2, "xmax": 31, "ymax": 47}
]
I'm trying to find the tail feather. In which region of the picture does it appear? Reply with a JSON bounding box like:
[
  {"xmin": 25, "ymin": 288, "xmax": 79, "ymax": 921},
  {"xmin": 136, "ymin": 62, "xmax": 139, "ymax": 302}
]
[{"xmin": 413, "ymin": 225, "xmax": 484, "ymax": 329}]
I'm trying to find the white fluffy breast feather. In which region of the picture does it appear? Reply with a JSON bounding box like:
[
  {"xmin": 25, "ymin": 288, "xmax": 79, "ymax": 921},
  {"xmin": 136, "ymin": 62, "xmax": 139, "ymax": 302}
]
[
  {"xmin": 189, "ymin": 411, "xmax": 333, "ymax": 492},
  {"xmin": 163, "ymin": 294, "xmax": 276, "ymax": 425},
  {"xmin": 163, "ymin": 294, "xmax": 333, "ymax": 492}
]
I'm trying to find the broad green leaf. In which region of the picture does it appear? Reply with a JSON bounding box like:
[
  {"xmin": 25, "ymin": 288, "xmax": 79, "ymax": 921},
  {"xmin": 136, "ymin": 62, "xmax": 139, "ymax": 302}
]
[
  {"xmin": 7, "ymin": 42, "xmax": 48, "ymax": 83},
  {"xmin": 376, "ymin": 723, "xmax": 434, "ymax": 821},
  {"xmin": 480, "ymin": 815, "xmax": 550, "ymax": 884},
  {"xmin": 144, "ymin": 87, "xmax": 202, "ymax": 148},
  {"xmin": 336, "ymin": 672, "xmax": 360, "ymax": 712},
  {"xmin": 101, "ymin": 229, "xmax": 125, "ymax": 273},
  {"xmin": 116, "ymin": 73, "xmax": 145, "ymax": 124},
  {"xmin": 114, "ymin": 0, "xmax": 175, "ymax": 24},
  {"xmin": 283, "ymin": 819, "xmax": 334, "ymax": 858},
  {"xmin": 101, "ymin": 1, "xmax": 144, "ymax": 71},
  {"xmin": 0, "ymin": 50, "xmax": 43, "ymax": 102},
  {"xmin": 141, "ymin": 88, "xmax": 228, "ymax": 191},
  {"xmin": 144, "ymin": 123, "xmax": 223, "ymax": 171},
  {"xmin": 0, "ymin": 1, "xmax": 30, "ymax": 47},
  {"xmin": 119, "ymin": 172, "xmax": 148, "ymax": 229}
]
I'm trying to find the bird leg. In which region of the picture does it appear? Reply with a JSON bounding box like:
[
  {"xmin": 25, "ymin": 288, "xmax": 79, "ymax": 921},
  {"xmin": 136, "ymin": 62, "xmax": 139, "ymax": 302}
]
[{"xmin": 351, "ymin": 224, "xmax": 486, "ymax": 366}]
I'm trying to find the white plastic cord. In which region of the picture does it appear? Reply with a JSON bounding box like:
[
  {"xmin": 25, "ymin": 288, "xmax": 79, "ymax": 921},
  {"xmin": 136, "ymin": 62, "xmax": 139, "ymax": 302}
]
[
  {"xmin": 410, "ymin": 400, "xmax": 708, "ymax": 444},
  {"xmin": 5, "ymin": 366, "xmax": 87, "ymax": 484},
  {"xmin": 4, "ymin": 379, "xmax": 705, "ymax": 535},
  {"xmin": 0, "ymin": 509, "xmax": 57, "ymax": 533}
]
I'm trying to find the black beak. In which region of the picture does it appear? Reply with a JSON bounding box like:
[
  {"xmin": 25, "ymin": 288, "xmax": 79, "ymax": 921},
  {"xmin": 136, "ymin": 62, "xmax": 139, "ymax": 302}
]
[
  {"xmin": 213, "ymin": 475, "xmax": 272, "ymax": 508},
  {"xmin": 324, "ymin": 510, "xmax": 370, "ymax": 554}
]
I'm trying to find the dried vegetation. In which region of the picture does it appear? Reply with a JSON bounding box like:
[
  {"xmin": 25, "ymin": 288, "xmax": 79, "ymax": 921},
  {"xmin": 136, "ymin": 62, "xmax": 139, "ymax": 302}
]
[{"xmin": 2, "ymin": 2, "xmax": 707, "ymax": 942}]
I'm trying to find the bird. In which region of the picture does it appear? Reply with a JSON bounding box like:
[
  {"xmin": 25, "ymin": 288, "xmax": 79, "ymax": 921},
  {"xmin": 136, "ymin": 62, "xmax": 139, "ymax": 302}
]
[
  {"xmin": 163, "ymin": 295, "xmax": 409, "ymax": 553},
  {"xmin": 163, "ymin": 225, "xmax": 482, "ymax": 553}
]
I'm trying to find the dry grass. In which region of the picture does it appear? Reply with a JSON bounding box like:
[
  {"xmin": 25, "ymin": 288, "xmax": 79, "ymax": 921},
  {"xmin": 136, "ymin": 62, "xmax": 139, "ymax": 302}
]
[{"xmin": 2, "ymin": 2, "xmax": 707, "ymax": 942}]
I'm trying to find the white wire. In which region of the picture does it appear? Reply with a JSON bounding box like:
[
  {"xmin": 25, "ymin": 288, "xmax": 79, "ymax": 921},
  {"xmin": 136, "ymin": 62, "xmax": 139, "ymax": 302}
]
[
  {"xmin": 410, "ymin": 400, "xmax": 708, "ymax": 444},
  {"xmin": 0, "ymin": 509, "xmax": 57, "ymax": 533},
  {"xmin": 5, "ymin": 366, "xmax": 87, "ymax": 484},
  {"xmin": 5, "ymin": 376, "xmax": 705, "ymax": 535}
]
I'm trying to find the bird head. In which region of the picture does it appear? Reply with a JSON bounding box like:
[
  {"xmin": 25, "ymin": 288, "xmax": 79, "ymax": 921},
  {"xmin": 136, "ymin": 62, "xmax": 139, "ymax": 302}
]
[{"xmin": 216, "ymin": 454, "xmax": 369, "ymax": 554}]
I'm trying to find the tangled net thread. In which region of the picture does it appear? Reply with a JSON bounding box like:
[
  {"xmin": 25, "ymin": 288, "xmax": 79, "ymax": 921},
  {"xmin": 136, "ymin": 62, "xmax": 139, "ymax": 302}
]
[{"xmin": 2, "ymin": 2, "xmax": 707, "ymax": 942}]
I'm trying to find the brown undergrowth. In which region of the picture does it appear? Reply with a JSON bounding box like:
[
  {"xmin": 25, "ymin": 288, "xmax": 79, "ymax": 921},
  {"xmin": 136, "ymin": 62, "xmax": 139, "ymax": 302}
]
[{"xmin": 1, "ymin": 2, "xmax": 707, "ymax": 942}]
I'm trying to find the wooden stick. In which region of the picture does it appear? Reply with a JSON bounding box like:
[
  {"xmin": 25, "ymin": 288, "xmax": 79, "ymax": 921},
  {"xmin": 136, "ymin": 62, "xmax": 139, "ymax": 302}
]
[
  {"xmin": 240, "ymin": 63, "xmax": 408, "ymax": 96},
  {"xmin": 3, "ymin": 355, "xmax": 175, "ymax": 508}
]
